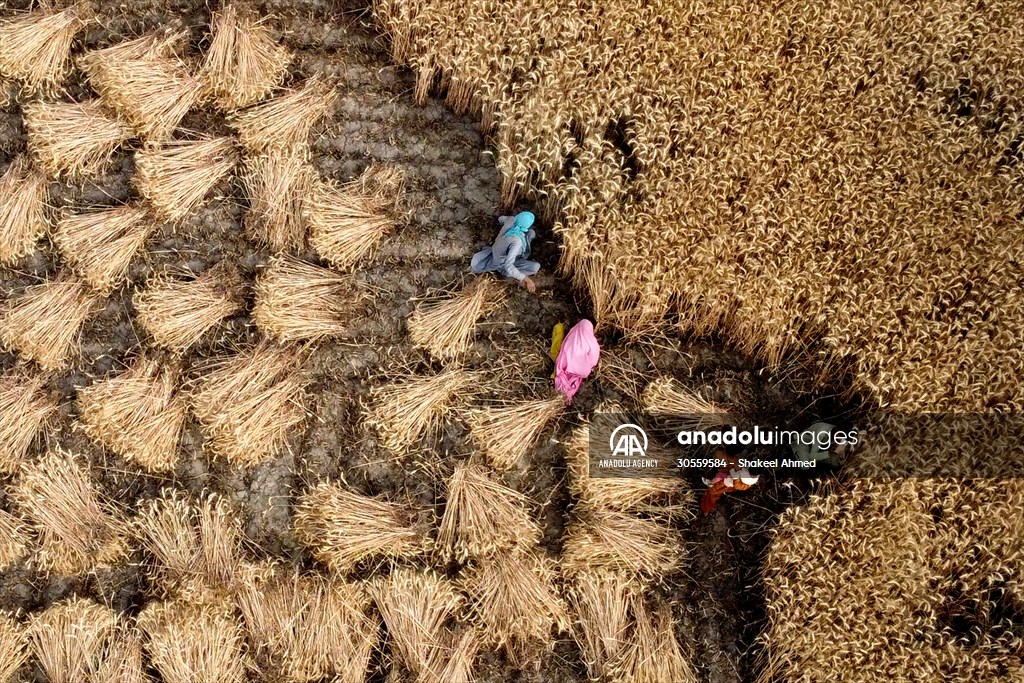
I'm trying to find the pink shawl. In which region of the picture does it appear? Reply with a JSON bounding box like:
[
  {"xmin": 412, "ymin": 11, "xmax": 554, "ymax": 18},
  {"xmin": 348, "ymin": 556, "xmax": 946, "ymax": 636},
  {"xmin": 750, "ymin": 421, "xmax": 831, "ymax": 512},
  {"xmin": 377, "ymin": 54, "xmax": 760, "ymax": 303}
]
[{"xmin": 554, "ymin": 319, "xmax": 600, "ymax": 402}]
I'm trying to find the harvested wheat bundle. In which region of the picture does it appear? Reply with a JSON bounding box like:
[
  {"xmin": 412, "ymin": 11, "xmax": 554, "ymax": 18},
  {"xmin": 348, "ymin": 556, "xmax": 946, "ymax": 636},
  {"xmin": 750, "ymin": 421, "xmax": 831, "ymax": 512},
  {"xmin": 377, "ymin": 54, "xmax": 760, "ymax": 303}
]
[
  {"xmin": 0, "ymin": 4, "xmax": 90, "ymax": 94},
  {"xmin": 642, "ymin": 377, "xmax": 733, "ymax": 429},
  {"xmin": 368, "ymin": 569, "xmax": 461, "ymax": 681},
  {"xmin": 609, "ymin": 600, "xmax": 696, "ymax": 683},
  {"xmin": 408, "ymin": 278, "xmax": 506, "ymax": 361},
  {"xmin": 134, "ymin": 268, "xmax": 244, "ymax": 353},
  {"xmin": 0, "ymin": 372, "xmax": 56, "ymax": 474},
  {"xmin": 12, "ymin": 448, "xmax": 126, "ymax": 574},
  {"xmin": 465, "ymin": 395, "xmax": 562, "ymax": 470},
  {"xmin": 561, "ymin": 507, "xmax": 684, "ymax": 581},
  {"xmin": 566, "ymin": 569, "xmax": 639, "ymax": 681},
  {"xmin": 53, "ymin": 206, "xmax": 153, "ymax": 294},
  {"xmin": 0, "ymin": 156, "xmax": 49, "ymax": 264},
  {"xmin": 28, "ymin": 597, "xmax": 118, "ymax": 683},
  {"xmin": 134, "ymin": 489, "xmax": 241, "ymax": 597},
  {"xmin": 230, "ymin": 75, "xmax": 337, "ymax": 152},
  {"xmin": 137, "ymin": 597, "xmax": 246, "ymax": 683},
  {"xmin": 188, "ymin": 343, "xmax": 308, "ymax": 467},
  {"xmin": 24, "ymin": 100, "xmax": 130, "ymax": 177},
  {"xmin": 306, "ymin": 170, "xmax": 403, "ymax": 271},
  {"xmin": 234, "ymin": 562, "xmax": 375, "ymax": 683},
  {"xmin": 437, "ymin": 463, "xmax": 541, "ymax": 562},
  {"xmin": 0, "ymin": 508, "xmax": 29, "ymax": 570},
  {"xmin": 86, "ymin": 52, "xmax": 202, "ymax": 141},
  {"xmin": 91, "ymin": 626, "xmax": 146, "ymax": 683},
  {"xmin": 253, "ymin": 255, "xmax": 360, "ymax": 343},
  {"xmin": 459, "ymin": 550, "xmax": 569, "ymax": 666},
  {"xmin": 78, "ymin": 28, "xmax": 188, "ymax": 74},
  {"xmin": 0, "ymin": 611, "xmax": 28, "ymax": 682},
  {"xmin": 134, "ymin": 138, "xmax": 238, "ymax": 222},
  {"xmin": 365, "ymin": 368, "xmax": 476, "ymax": 453},
  {"xmin": 77, "ymin": 356, "xmax": 185, "ymax": 472},
  {"xmin": 202, "ymin": 4, "xmax": 291, "ymax": 110},
  {"xmin": 242, "ymin": 152, "xmax": 315, "ymax": 252},
  {"xmin": 0, "ymin": 277, "xmax": 99, "ymax": 372},
  {"xmin": 432, "ymin": 629, "xmax": 478, "ymax": 683},
  {"xmin": 294, "ymin": 482, "xmax": 427, "ymax": 575}
]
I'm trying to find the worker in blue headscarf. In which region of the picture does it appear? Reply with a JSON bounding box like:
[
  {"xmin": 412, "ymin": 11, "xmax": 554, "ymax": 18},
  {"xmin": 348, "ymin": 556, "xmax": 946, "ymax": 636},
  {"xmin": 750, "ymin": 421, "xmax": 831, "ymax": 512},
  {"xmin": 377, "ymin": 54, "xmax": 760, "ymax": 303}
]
[{"xmin": 470, "ymin": 211, "xmax": 540, "ymax": 293}]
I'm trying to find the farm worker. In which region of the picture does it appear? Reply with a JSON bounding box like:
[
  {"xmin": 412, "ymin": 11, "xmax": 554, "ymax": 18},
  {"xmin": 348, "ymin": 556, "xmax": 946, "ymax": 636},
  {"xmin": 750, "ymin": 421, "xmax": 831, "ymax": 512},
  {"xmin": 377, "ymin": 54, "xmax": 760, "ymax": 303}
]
[
  {"xmin": 549, "ymin": 322, "xmax": 565, "ymax": 378},
  {"xmin": 700, "ymin": 451, "xmax": 759, "ymax": 514},
  {"xmin": 554, "ymin": 319, "xmax": 600, "ymax": 403},
  {"xmin": 470, "ymin": 211, "xmax": 540, "ymax": 293}
]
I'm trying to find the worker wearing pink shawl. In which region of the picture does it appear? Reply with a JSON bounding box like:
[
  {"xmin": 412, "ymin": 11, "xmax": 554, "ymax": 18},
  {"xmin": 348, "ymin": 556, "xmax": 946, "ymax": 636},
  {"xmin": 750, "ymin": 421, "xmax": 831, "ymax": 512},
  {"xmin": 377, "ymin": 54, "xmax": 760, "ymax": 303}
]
[{"xmin": 554, "ymin": 319, "xmax": 600, "ymax": 403}]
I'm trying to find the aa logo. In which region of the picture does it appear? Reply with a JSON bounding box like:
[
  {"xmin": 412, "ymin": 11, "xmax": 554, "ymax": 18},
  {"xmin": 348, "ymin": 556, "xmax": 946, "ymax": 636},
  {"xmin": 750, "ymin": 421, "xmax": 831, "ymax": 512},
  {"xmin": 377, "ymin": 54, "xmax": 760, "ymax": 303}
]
[{"xmin": 609, "ymin": 424, "xmax": 648, "ymax": 458}]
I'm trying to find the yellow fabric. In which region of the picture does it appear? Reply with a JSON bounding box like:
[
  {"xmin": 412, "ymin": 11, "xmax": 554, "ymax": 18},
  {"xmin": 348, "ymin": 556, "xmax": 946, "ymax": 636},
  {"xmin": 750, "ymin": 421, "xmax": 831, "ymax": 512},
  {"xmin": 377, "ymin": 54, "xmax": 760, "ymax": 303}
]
[{"xmin": 549, "ymin": 322, "xmax": 565, "ymax": 378}]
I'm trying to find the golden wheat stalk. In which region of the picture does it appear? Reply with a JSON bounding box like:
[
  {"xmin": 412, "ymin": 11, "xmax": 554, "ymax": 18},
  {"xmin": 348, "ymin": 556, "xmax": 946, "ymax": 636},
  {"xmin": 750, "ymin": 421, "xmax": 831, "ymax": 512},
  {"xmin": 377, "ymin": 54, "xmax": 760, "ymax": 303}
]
[
  {"xmin": 137, "ymin": 597, "xmax": 246, "ymax": 683},
  {"xmin": 134, "ymin": 489, "xmax": 242, "ymax": 597},
  {"xmin": 459, "ymin": 550, "xmax": 569, "ymax": 667},
  {"xmin": 133, "ymin": 268, "xmax": 244, "ymax": 353},
  {"xmin": 0, "ymin": 4, "xmax": 90, "ymax": 94},
  {"xmin": 0, "ymin": 278, "xmax": 99, "ymax": 371},
  {"xmin": 365, "ymin": 368, "xmax": 476, "ymax": 453},
  {"xmin": 230, "ymin": 75, "xmax": 338, "ymax": 152},
  {"xmin": 0, "ymin": 372, "xmax": 56, "ymax": 474},
  {"xmin": 430, "ymin": 628, "xmax": 478, "ymax": 683},
  {"xmin": 561, "ymin": 506, "xmax": 684, "ymax": 580},
  {"xmin": 12, "ymin": 448, "xmax": 127, "ymax": 574},
  {"xmin": 90, "ymin": 625, "xmax": 147, "ymax": 683},
  {"xmin": 408, "ymin": 278, "xmax": 506, "ymax": 360},
  {"xmin": 24, "ymin": 100, "xmax": 130, "ymax": 177},
  {"xmin": 28, "ymin": 597, "xmax": 119, "ymax": 683},
  {"xmin": 437, "ymin": 463, "xmax": 542, "ymax": 562},
  {"xmin": 0, "ymin": 508, "xmax": 30, "ymax": 571},
  {"xmin": 242, "ymin": 152, "xmax": 315, "ymax": 252},
  {"xmin": 0, "ymin": 156, "xmax": 49, "ymax": 264},
  {"xmin": 294, "ymin": 482, "xmax": 427, "ymax": 574},
  {"xmin": 0, "ymin": 611, "xmax": 28, "ymax": 682},
  {"xmin": 77, "ymin": 356, "xmax": 185, "ymax": 472},
  {"xmin": 609, "ymin": 601, "xmax": 696, "ymax": 683},
  {"xmin": 202, "ymin": 4, "xmax": 292, "ymax": 110},
  {"xmin": 85, "ymin": 52, "xmax": 203, "ymax": 141},
  {"xmin": 306, "ymin": 166, "xmax": 405, "ymax": 271},
  {"xmin": 465, "ymin": 395, "xmax": 562, "ymax": 470},
  {"xmin": 641, "ymin": 376, "xmax": 733, "ymax": 428},
  {"xmin": 78, "ymin": 28, "xmax": 188, "ymax": 73},
  {"xmin": 253, "ymin": 255, "xmax": 359, "ymax": 342},
  {"xmin": 189, "ymin": 344, "xmax": 308, "ymax": 468},
  {"xmin": 566, "ymin": 569, "xmax": 638, "ymax": 680},
  {"xmin": 368, "ymin": 569, "xmax": 461, "ymax": 679},
  {"xmin": 53, "ymin": 206, "xmax": 153, "ymax": 295},
  {"xmin": 134, "ymin": 138, "xmax": 239, "ymax": 221}
]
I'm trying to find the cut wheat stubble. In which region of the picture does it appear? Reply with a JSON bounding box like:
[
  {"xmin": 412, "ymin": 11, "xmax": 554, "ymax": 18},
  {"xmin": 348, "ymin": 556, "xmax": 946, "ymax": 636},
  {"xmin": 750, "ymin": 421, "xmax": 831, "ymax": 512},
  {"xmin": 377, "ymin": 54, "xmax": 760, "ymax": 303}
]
[
  {"xmin": 0, "ymin": 278, "xmax": 100, "ymax": 371},
  {"xmin": 230, "ymin": 75, "xmax": 338, "ymax": 152},
  {"xmin": 306, "ymin": 166, "xmax": 405, "ymax": 271},
  {"xmin": 0, "ymin": 3, "xmax": 91, "ymax": 94},
  {"xmin": 12, "ymin": 448, "xmax": 127, "ymax": 575},
  {"xmin": 77, "ymin": 356, "xmax": 186, "ymax": 473},
  {"xmin": 293, "ymin": 482, "xmax": 428, "ymax": 575},
  {"xmin": 53, "ymin": 205, "xmax": 153, "ymax": 295},
  {"xmin": 134, "ymin": 138, "xmax": 239, "ymax": 222},
  {"xmin": 242, "ymin": 152, "xmax": 315, "ymax": 252},
  {"xmin": 0, "ymin": 372, "xmax": 57, "ymax": 475},
  {"xmin": 23, "ymin": 100, "xmax": 130, "ymax": 178},
  {"xmin": 253, "ymin": 255, "xmax": 361, "ymax": 343},
  {"xmin": 437, "ymin": 463, "xmax": 542, "ymax": 562},
  {"xmin": 133, "ymin": 268, "xmax": 245, "ymax": 353},
  {"xmin": 202, "ymin": 4, "xmax": 292, "ymax": 111},
  {"xmin": 465, "ymin": 394, "xmax": 563, "ymax": 470},
  {"xmin": 408, "ymin": 277, "xmax": 506, "ymax": 361},
  {"xmin": 0, "ymin": 156, "xmax": 49, "ymax": 265},
  {"xmin": 188, "ymin": 343, "xmax": 308, "ymax": 468}
]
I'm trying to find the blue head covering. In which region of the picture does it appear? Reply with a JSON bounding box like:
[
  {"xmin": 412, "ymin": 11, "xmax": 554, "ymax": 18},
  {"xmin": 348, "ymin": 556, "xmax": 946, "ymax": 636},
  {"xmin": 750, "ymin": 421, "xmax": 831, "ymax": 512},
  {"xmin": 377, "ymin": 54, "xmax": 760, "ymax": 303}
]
[{"xmin": 501, "ymin": 211, "xmax": 535, "ymax": 249}]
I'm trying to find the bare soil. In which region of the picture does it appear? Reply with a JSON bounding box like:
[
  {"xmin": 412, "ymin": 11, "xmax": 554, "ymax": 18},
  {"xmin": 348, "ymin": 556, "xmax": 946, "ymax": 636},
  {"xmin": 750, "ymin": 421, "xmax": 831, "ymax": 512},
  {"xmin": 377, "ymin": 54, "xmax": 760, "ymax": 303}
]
[{"xmin": 0, "ymin": 2, "xmax": 855, "ymax": 681}]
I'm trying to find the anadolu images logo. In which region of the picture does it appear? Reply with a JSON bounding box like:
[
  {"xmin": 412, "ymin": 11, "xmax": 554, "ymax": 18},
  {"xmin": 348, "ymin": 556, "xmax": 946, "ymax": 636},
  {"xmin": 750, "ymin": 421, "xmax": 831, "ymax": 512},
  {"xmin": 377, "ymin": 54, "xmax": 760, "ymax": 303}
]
[{"xmin": 609, "ymin": 423, "xmax": 648, "ymax": 458}]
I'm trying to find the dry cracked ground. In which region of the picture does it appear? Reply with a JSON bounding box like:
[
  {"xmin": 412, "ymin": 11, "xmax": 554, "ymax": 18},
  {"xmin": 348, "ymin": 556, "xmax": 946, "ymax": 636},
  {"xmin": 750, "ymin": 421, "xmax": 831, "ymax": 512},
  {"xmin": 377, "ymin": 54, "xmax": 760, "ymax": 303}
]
[{"xmin": 0, "ymin": 1, "xmax": 844, "ymax": 682}]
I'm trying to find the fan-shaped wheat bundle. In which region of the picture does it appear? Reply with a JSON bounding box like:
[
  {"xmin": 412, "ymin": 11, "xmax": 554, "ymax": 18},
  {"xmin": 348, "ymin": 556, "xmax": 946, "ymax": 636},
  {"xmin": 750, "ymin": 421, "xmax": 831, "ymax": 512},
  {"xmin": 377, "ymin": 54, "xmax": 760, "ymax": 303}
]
[
  {"xmin": 23, "ymin": 100, "xmax": 130, "ymax": 177},
  {"xmin": 134, "ymin": 138, "xmax": 238, "ymax": 221},
  {"xmin": 561, "ymin": 506, "xmax": 684, "ymax": 580},
  {"xmin": 53, "ymin": 206, "xmax": 153, "ymax": 295},
  {"xmin": 464, "ymin": 395, "xmax": 562, "ymax": 470},
  {"xmin": 0, "ymin": 509, "xmax": 29, "ymax": 571},
  {"xmin": 0, "ymin": 3, "xmax": 91, "ymax": 94},
  {"xmin": 137, "ymin": 597, "xmax": 246, "ymax": 683},
  {"xmin": 0, "ymin": 156, "xmax": 49, "ymax": 264},
  {"xmin": 253, "ymin": 255, "xmax": 360, "ymax": 342},
  {"xmin": 0, "ymin": 372, "xmax": 56, "ymax": 474},
  {"xmin": 0, "ymin": 611, "xmax": 27, "ymax": 682},
  {"xmin": 408, "ymin": 278, "xmax": 506, "ymax": 361},
  {"xmin": 365, "ymin": 368, "xmax": 476, "ymax": 453},
  {"xmin": 242, "ymin": 152, "xmax": 315, "ymax": 252},
  {"xmin": 0, "ymin": 278, "xmax": 99, "ymax": 371},
  {"xmin": 27, "ymin": 597, "xmax": 119, "ymax": 683},
  {"xmin": 230, "ymin": 75, "xmax": 337, "ymax": 152},
  {"xmin": 608, "ymin": 600, "xmax": 696, "ymax": 683},
  {"xmin": 202, "ymin": 4, "xmax": 292, "ymax": 110},
  {"xmin": 133, "ymin": 268, "xmax": 244, "ymax": 353},
  {"xmin": 565, "ymin": 569, "xmax": 638, "ymax": 681}
]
